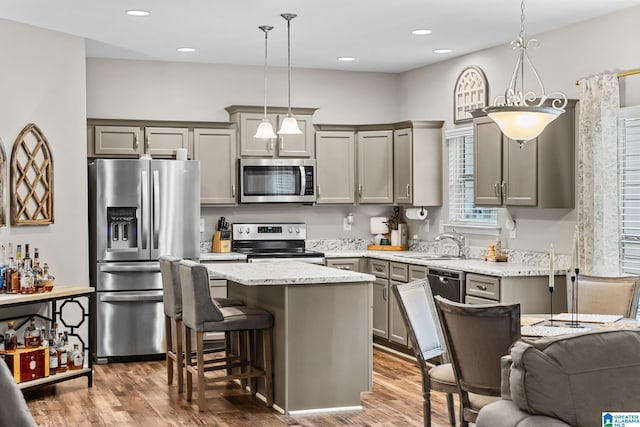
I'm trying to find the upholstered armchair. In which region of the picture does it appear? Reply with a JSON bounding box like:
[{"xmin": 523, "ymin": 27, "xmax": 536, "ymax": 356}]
[{"xmin": 476, "ymin": 329, "xmax": 640, "ymax": 427}]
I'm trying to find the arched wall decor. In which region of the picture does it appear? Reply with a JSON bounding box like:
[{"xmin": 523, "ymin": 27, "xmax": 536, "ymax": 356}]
[
  {"xmin": 453, "ymin": 65, "xmax": 488, "ymax": 124},
  {"xmin": 10, "ymin": 123, "xmax": 54, "ymax": 225}
]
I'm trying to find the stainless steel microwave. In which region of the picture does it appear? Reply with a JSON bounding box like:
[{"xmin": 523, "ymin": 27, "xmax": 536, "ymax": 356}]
[{"xmin": 239, "ymin": 158, "xmax": 316, "ymax": 203}]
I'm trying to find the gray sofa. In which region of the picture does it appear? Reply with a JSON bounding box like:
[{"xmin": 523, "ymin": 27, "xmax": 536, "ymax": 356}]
[
  {"xmin": 0, "ymin": 359, "xmax": 37, "ymax": 426},
  {"xmin": 476, "ymin": 329, "xmax": 640, "ymax": 427}
]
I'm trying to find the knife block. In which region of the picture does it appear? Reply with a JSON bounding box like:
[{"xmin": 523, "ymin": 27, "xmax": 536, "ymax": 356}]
[{"xmin": 212, "ymin": 230, "xmax": 231, "ymax": 253}]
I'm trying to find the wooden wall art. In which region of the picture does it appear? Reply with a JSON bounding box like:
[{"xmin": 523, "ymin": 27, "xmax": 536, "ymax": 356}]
[
  {"xmin": 10, "ymin": 123, "xmax": 54, "ymax": 225},
  {"xmin": 0, "ymin": 139, "xmax": 6, "ymax": 226},
  {"xmin": 453, "ymin": 65, "xmax": 488, "ymax": 124}
]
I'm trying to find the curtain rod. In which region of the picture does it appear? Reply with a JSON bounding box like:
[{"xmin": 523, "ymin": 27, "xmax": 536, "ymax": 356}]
[{"xmin": 575, "ymin": 68, "xmax": 640, "ymax": 86}]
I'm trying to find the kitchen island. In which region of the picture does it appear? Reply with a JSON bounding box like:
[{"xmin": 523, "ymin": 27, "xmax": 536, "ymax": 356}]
[{"xmin": 204, "ymin": 262, "xmax": 375, "ymax": 415}]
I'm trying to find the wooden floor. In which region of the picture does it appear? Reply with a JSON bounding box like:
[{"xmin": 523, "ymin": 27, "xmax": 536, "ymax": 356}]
[{"xmin": 25, "ymin": 347, "xmax": 457, "ymax": 426}]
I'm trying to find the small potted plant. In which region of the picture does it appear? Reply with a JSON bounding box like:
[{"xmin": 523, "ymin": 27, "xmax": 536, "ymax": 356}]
[{"xmin": 384, "ymin": 207, "xmax": 404, "ymax": 246}]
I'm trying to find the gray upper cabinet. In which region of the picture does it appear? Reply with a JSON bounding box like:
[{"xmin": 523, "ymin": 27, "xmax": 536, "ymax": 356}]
[
  {"xmin": 225, "ymin": 106, "xmax": 317, "ymax": 158},
  {"xmin": 393, "ymin": 121, "xmax": 444, "ymax": 206},
  {"xmin": 358, "ymin": 130, "xmax": 394, "ymax": 204},
  {"xmin": 315, "ymin": 131, "xmax": 356, "ymax": 204},
  {"xmin": 473, "ymin": 100, "xmax": 575, "ymax": 208},
  {"xmin": 194, "ymin": 128, "xmax": 237, "ymax": 205},
  {"xmin": 89, "ymin": 122, "xmax": 191, "ymax": 159}
]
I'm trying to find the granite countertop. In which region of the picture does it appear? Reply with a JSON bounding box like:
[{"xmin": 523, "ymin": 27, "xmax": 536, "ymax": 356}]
[
  {"xmin": 323, "ymin": 250, "xmax": 569, "ymax": 278},
  {"xmin": 199, "ymin": 252, "xmax": 247, "ymax": 262},
  {"xmin": 205, "ymin": 261, "xmax": 375, "ymax": 286}
]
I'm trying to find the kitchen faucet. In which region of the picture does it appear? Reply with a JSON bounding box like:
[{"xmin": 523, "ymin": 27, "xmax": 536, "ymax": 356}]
[{"xmin": 434, "ymin": 230, "xmax": 465, "ymax": 258}]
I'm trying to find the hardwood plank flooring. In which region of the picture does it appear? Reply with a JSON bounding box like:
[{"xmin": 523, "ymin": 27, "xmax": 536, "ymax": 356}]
[{"xmin": 25, "ymin": 348, "xmax": 458, "ymax": 426}]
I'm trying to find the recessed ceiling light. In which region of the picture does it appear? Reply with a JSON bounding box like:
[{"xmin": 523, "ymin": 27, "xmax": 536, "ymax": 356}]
[
  {"xmin": 338, "ymin": 57, "xmax": 355, "ymax": 62},
  {"xmin": 177, "ymin": 47, "xmax": 196, "ymax": 53},
  {"xmin": 433, "ymin": 48, "xmax": 452, "ymax": 54},
  {"xmin": 411, "ymin": 29, "xmax": 433, "ymax": 35},
  {"xmin": 126, "ymin": 10, "xmax": 150, "ymax": 17}
]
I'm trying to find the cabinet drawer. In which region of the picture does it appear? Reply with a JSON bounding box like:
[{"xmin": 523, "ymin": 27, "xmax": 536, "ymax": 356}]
[
  {"xmin": 389, "ymin": 262, "xmax": 409, "ymax": 282},
  {"xmin": 466, "ymin": 273, "xmax": 500, "ymax": 301},
  {"xmin": 326, "ymin": 258, "xmax": 360, "ymax": 272},
  {"xmin": 369, "ymin": 260, "xmax": 389, "ymax": 278},
  {"xmin": 465, "ymin": 295, "xmax": 497, "ymax": 305},
  {"xmin": 408, "ymin": 265, "xmax": 428, "ymax": 281}
]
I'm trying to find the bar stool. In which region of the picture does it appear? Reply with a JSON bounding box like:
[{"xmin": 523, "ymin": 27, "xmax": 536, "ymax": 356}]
[
  {"xmin": 179, "ymin": 259, "xmax": 274, "ymax": 411},
  {"xmin": 159, "ymin": 255, "xmax": 243, "ymax": 394}
]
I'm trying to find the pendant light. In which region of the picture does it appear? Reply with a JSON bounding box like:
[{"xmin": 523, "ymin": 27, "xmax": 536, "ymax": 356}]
[
  {"xmin": 277, "ymin": 13, "xmax": 302, "ymax": 135},
  {"xmin": 254, "ymin": 25, "xmax": 277, "ymax": 139},
  {"xmin": 483, "ymin": 0, "xmax": 567, "ymax": 146}
]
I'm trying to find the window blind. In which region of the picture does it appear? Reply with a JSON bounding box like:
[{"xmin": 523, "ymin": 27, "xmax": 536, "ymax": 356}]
[
  {"xmin": 619, "ymin": 106, "xmax": 640, "ymax": 275},
  {"xmin": 446, "ymin": 128, "xmax": 497, "ymax": 225}
]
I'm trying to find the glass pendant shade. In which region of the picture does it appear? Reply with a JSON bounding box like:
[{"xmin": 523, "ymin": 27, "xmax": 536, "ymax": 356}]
[
  {"xmin": 277, "ymin": 13, "xmax": 302, "ymax": 135},
  {"xmin": 485, "ymin": 106, "xmax": 561, "ymax": 143},
  {"xmin": 254, "ymin": 118, "xmax": 277, "ymax": 139},
  {"xmin": 278, "ymin": 115, "xmax": 302, "ymax": 135}
]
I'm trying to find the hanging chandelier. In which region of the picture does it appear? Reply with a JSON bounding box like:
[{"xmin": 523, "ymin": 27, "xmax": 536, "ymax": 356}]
[
  {"xmin": 254, "ymin": 25, "xmax": 277, "ymax": 139},
  {"xmin": 483, "ymin": 0, "xmax": 567, "ymax": 146},
  {"xmin": 277, "ymin": 13, "xmax": 302, "ymax": 135}
]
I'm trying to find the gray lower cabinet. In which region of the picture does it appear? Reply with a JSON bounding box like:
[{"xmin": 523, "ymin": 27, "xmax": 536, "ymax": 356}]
[
  {"xmin": 315, "ymin": 131, "xmax": 356, "ymax": 204},
  {"xmin": 325, "ymin": 257, "xmax": 363, "ymax": 272},
  {"xmin": 465, "ymin": 273, "xmax": 568, "ymax": 313},
  {"xmin": 194, "ymin": 128, "xmax": 237, "ymax": 205},
  {"xmin": 372, "ymin": 277, "xmax": 389, "ymax": 339},
  {"xmin": 357, "ymin": 130, "xmax": 394, "ymax": 204},
  {"xmin": 473, "ymin": 99, "xmax": 576, "ymax": 208}
]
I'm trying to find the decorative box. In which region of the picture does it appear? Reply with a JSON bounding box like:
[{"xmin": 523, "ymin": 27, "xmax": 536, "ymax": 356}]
[{"xmin": 4, "ymin": 346, "xmax": 50, "ymax": 383}]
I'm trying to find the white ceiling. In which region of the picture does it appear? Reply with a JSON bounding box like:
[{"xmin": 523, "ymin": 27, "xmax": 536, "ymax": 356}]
[{"xmin": 1, "ymin": 0, "xmax": 639, "ymax": 73}]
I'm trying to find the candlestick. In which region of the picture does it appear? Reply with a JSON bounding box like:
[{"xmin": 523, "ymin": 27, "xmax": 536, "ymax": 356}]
[
  {"xmin": 572, "ymin": 225, "xmax": 580, "ymax": 271},
  {"xmin": 548, "ymin": 244, "xmax": 554, "ymax": 290}
]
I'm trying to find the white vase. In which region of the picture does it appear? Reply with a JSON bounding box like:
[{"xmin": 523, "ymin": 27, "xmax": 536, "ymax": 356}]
[{"xmin": 391, "ymin": 230, "xmax": 401, "ymax": 246}]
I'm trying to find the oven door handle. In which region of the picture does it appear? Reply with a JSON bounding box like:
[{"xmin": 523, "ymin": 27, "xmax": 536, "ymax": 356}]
[{"xmin": 299, "ymin": 166, "xmax": 306, "ymax": 196}]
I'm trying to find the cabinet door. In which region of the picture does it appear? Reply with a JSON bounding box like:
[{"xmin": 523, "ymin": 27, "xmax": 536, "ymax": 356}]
[
  {"xmin": 372, "ymin": 277, "xmax": 389, "ymax": 339},
  {"xmin": 325, "ymin": 257, "xmax": 360, "ymax": 272},
  {"xmin": 277, "ymin": 114, "xmax": 314, "ymax": 157},
  {"xmin": 394, "ymin": 128, "xmax": 413, "ymax": 205},
  {"xmin": 357, "ymin": 130, "xmax": 394, "ymax": 204},
  {"xmin": 239, "ymin": 113, "xmax": 277, "ymax": 157},
  {"xmin": 315, "ymin": 131, "xmax": 355, "ymax": 204},
  {"xmin": 194, "ymin": 128, "xmax": 237, "ymax": 205},
  {"xmin": 145, "ymin": 127, "xmax": 190, "ymax": 158},
  {"xmin": 474, "ymin": 119, "xmax": 503, "ymax": 206},
  {"xmin": 503, "ymin": 136, "xmax": 537, "ymax": 206},
  {"xmin": 94, "ymin": 126, "xmax": 143, "ymax": 157},
  {"xmin": 389, "ymin": 279, "xmax": 408, "ymax": 346}
]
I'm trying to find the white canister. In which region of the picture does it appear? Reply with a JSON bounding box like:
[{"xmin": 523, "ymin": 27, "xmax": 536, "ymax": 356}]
[{"xmin": 175, "ymin": 148, "xmax": 188, "ymax": 160}]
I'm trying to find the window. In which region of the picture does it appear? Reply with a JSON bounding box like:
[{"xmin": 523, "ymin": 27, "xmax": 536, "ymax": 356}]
[
  {"xmin": 619, "ymin": 105, "xmax": 640, "ymax": 275},
  {"xmin": 446, "ymin": 127, "xmax": 497, "ymax": 225}
]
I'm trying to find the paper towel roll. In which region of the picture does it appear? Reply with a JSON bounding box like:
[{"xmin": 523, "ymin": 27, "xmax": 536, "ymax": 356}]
[{"xmin": 405, "ymin": 208, "xmax": 428, "ymax": 220}]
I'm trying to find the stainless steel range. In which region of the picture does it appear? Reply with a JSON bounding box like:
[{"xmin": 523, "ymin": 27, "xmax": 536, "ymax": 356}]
[{"xmin": 231, "ymin": 223, "xmax": 324, "ymax": 264}]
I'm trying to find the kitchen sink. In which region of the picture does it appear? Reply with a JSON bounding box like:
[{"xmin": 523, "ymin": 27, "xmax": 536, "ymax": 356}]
[{"xmin": 396, "ymin": 254, "xmax": 464, "ymax": 260}]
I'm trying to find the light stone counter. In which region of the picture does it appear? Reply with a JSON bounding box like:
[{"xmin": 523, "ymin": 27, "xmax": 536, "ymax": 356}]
[
  {"xmin": 199, "ymin": 252, "xmax": 247, "ymax": 262},
  {"xmin": 323, "ymin": 250, "xmax": 569, "ymax": 277},
  {"xmin": 205, "ymin": 261, "xmax": 374, "ymax": 286}
]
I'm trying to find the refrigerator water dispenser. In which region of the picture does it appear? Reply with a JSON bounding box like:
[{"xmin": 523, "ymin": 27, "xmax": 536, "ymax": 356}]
[{"xmin": 107, "ymin": 207, "xmax": 137, "ymax": 249}]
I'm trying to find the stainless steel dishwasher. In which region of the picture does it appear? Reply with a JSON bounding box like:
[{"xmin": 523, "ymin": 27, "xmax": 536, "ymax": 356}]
[{"xmin": 427, "ymin": 267, "xmax": 465, "ymax": 302}]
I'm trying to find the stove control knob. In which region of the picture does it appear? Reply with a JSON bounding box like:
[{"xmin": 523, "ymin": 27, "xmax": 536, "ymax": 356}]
[
  {"xmin": 295, "ymin": 227, "xmax": 301, "ymax": 234},
  {"xmin": 237, "ymin": 228, "xmax": 244, "ymax": 234},
  {"xmin": 288, "ymin": 227, "xmax": 293, "ymax": 234},
  {"xmin": 245, "ymin": 227, "xmax": 251, "ymax": 234}
]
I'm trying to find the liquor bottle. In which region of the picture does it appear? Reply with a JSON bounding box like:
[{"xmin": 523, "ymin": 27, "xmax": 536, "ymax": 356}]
[
  {"xmin": 6, "ymin": 257, "xmax": 19, "ymax": 294},
  {"xmin": 33, "ymin": 248, "xmax": 43, "ymax": 279},
  {"xmin": 0, "ymin": 245, "xmax": 5, "ymax": 294},
  {"xmin": 69, "ymin": 344, "xmax": 85, "ymax": 370},
  {"xmin": 40, "ymin": 327, "xmax": 47, "ymax": 347},
  {"xmin": 23, "ymin": 317, "xmax": 41, "ymax": 348},
  {"xmin": 23, "ymin": 244, "xmax": 32, "ymax": 271},
  {"xmin": 4, "ymin": 320, "xmax": 18, "ymax": 352},
  {"xmin": 15, "ymin": 244, "xmax": 22, "ymax": 265},
  {"xmin": 48, "ymin": 338, "xmax": 58, "ymax": 375},
  {"xmin": 20, "ymin": 263, "xmax": 35, "ymax": 294},
  {"xmin": 57, "ymin": 333, "xmax": 68, "ymax": 372},
  {"xmin": 50, "ymin": 322, "xmax": 59, "ymax": 343}
]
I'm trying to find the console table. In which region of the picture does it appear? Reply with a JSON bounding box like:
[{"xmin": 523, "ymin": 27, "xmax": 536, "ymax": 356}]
[{"xmin": 0, "ymin": 286, "xmax": 94, "ymax": 390}]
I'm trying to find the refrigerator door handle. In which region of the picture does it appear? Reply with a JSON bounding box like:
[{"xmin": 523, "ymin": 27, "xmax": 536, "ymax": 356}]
[
  {"xmin": 153, "ymin": 170, "xmax": 160, "ymax": 249},
  {"xmin": 99, "ymin": 264, "xmax": 160, "ymax": 273},
  {"xmin": 141, "ymin": 170, "xmax": 149, "ymax": 249},
  {"xmin": 100, "ymin": 292, "xmax": 164, "ymax": 303}
]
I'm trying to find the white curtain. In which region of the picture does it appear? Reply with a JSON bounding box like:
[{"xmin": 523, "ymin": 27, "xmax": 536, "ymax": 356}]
[{"xmin": 577, "ymin": 73, "xmax": 620, "ymax": 275}]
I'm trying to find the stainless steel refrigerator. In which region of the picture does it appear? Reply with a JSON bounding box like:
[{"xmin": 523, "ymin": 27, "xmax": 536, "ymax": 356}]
[{"xmin": 88, "ymin": 158, "xmax": 199, "ymax": 363}]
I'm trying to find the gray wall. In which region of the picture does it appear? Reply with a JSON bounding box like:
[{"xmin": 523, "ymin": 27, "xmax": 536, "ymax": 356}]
[
  {"xmin": 0, "ymin": 19, "xmax": 88, "ymax": 284},
  {"xmin": 84, "ymin": 5, "xmax": 640, "ymax": 254}
]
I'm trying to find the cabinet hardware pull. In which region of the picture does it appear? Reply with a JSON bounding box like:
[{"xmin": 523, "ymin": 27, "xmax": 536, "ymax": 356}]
[
  {"xmin": 494, "ymin": 182, "xmax": 500, "ymax": 197},
  {"xmin": 280, "ymin": 140, "xmax": 284, "ymax": 151},
  {"xmin": 145, "ymin": 134, "xmax": 150, "ymax": 151},
  {"xmin": 358, "ymin": 184, "xmax": 363, "ymax": 198},
  {"xmin": 231, "ymin": 184, "xmax": 236, "ymax": 197},
  {"xmin": 269, "ymin": 141, "xmax": 274, "ymax": 152},
  {"xmin": 134, "ymin": 134, "xmax": 139, "ymax": 150},
  {"xmin": 317, "ymin": 184, "xmax": 321, "ymax": 196},
  {"xmin": 383, "ymin": 287, "xmax": 387, "ymax": 301},
  {"xmin": 501, "ymin": 181, "xmax": 507, "ymax": 199},
  {"xmin": 406, "ymin": 183, "xmax": 411, "ymax": 197},
  {"xmin": 476, "ymin": 285, "xmax": 488, "ymax": 291}
]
